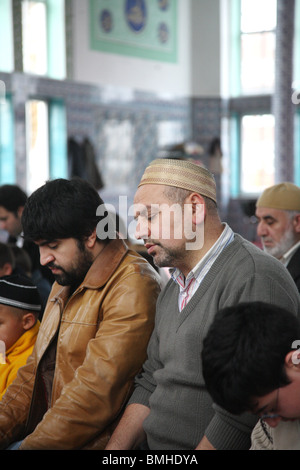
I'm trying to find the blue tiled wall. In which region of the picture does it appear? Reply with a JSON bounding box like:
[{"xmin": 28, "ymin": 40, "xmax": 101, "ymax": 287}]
[{"xmin": 1, "ymin": 71, "xmax": 253, "ymax": 236}]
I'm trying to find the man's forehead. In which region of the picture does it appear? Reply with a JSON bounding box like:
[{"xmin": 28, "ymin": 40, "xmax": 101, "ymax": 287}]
[
  {"xmin": 35, "ymin": 239, "xmax": 58, "ymax": 247},
  {"xmin": 255, "ymin": 206, "xmax": 287, "ymax": 219},
  {"xmin": 134, "ymin": 183, "xmax": 167, "ymax": 203},
  {"xmin": 0, "ymin": 206, "xmax": 11, "ymax": 216}
]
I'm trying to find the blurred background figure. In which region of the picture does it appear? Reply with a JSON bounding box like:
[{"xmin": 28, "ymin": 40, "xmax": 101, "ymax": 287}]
[
  {"xmin": 0, "ymin": 184, "xmax": 53, "ymax": 296},
  {"xmin": 255, "ymin": 182, "xmax": 300, "ymax": 292},
  {"xmin": 0, "ymin": 242, "xmax": 48, "ymax": 317}
]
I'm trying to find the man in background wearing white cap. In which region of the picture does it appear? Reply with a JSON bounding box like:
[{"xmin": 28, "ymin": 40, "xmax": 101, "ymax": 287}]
[
  {"xmin": 106, "ymin": 158, "xmax": 300, "ymax": 451},
  {"xmin": 256, "ymin": 182, "xmax": 300, "ymax": 292}
]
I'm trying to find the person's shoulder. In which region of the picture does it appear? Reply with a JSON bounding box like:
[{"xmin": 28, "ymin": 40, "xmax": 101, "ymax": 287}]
[
  {"xmin": 289, "ymin": 244, "xmax": 300, "ymax": 265},
  {"xmin": 120, "ymin": 247, "xmax": 161, "ymax": 283},
  {"xmin": 225, "ymin": 234, "xmax": 298, "ymax": 285},
  {"xmin": 230, "ymin": 234, "xmax": 283, "ymax": 267}
]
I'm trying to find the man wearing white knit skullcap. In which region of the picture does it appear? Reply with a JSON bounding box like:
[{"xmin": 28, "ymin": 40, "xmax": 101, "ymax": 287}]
[{"xmin": 106, "ymin": 158, "xmax": 300, "ymax": 452}]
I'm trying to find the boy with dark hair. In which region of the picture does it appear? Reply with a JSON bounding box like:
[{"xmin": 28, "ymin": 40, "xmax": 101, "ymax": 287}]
[
  {"xmin": 202, "ymin": 301, "xmax": 300, "ymax": 449},
  {"xmin": 0, "ymin": 275, "xmax": 41, "ymax": 400}
]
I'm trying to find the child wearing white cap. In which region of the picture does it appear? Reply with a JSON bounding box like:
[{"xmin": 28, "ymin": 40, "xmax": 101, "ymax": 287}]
[{"xmin": 0, "ymin": 274, "xmax": 41, "ymax": 400}]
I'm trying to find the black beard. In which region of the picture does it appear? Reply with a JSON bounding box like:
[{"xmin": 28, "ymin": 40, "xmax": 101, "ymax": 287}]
[{"xmin": 48, "ymin": 249, "xmax": 93, "ymax": 289}]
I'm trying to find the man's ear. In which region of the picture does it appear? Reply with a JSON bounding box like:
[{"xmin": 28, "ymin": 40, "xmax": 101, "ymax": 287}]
[
  {"xmin": 188, "ymin": 193, "xmax": 206, "ymax": 226},
  {"xmin": 85, "ymin": 228, "xmax": 97, "ymax": 249},
  {"xmin": 22, "ymin": 313, "xmax": 36, "ymax": 331},
  {"xmin": 2, "ymin": 263, "xmax": 13, "ymax": 276},
  {"xmin": 285, "ymin": 350, "xmax": 300, "ymax": 370},
  {"xmin": 293, "ymin": 214, "xmax": 300, "ymax": 233},
  {"xmin": 17, "ymin": 206, "xmax": 24, "ymax": 219}
]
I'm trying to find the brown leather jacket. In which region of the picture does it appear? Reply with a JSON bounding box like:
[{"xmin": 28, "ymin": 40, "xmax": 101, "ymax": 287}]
[{"xmin": 0, "ymin": 239, "xmax": 161, "ymax": 450}]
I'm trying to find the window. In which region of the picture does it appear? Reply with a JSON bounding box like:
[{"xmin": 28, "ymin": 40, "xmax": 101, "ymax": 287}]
[
  {"xmin": 25, "ymin": 99, "xmax": 67, "ymax": 194},
  {"xmin": 22, "ymin": 1, "xmax": 48, "ymax": 75},
  {"xmin": 295, "ymin": 110, "xmax": 300, "ymax": 186},
  {"xmin": 22, "ymin": 0, "xmax": 66, "ymax": 79},
  {"xmin": 230, "ymin": 113, "xmax": 275, "ymax": 197},
  {"xmin": 0, "ymin": 0, "xmax": 14, "ymax": 72},
  {"xmin": 240, "ymin": 114, "xmax": 275, "ymax": 194},
  {"xmin": 49, "ymin": 99, "xmax": 68, "ymax": 180},
  {"xmin": 240, "ymin": 0, "xmax": 277, "ymax": 94},
  {"xmin": 228, "ymin": 1, "xmax": 277, "ymax": 197},
  {"xmin": 0, "ymin": 96, "xmax": 15, "ymax": 184},
  {"xmin": 26, "ymin": 100, "xmax": 49, "ymax": 194}
]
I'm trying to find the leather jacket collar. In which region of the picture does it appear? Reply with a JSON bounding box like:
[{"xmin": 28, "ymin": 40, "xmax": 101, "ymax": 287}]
[{"xmin": 50, "ymin": 238, "xmax": 129, "ymax": 303}]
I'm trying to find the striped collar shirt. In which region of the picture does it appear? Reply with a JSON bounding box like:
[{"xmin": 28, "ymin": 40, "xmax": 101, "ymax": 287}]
[{"xmin": 171, "ymin": 223, "xmax": 234, "ymax": 311}]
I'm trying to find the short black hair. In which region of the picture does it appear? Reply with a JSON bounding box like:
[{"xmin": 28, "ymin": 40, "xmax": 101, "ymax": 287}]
[
  {"xmin": 9, "ymin": 245, "xmax": 32, "ymax": 274},
  {"xmin": 22, "ymin": 178, "xmax": 107, "ymax": 243},
  {"xmin": 0, "ymin": 185, "xmax": 27, "ymax": 214},
  {"xmin": 0, "ymin": 242, "xmax": 15, "ymax": 269},
  {"xmin": 202, "ymin": 302, "xmax": 300, "ymax": 415}
]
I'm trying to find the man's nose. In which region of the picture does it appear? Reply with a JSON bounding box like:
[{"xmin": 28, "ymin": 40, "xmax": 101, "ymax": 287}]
[
  {"xmin": 135, "ymin": 219, "xmax": 150, "ymax": 240},
  {"xmin": 39, "ymin": 247, "xmax": 54, "ymax": 266},
  {"xmin": 257, "ymin": 221, "xmax": 268, "ymax": 237}
]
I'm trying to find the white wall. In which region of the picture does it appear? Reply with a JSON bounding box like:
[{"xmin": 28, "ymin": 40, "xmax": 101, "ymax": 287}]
[{"xmin": 72, "ymin": 0, "xmax": 192, "ymax": 97}]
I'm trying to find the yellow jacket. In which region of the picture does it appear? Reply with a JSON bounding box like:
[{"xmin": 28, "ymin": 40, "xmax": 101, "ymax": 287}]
[{"xmin": 0, "ymin": 321, "xmax": 40, "ymax": 400}]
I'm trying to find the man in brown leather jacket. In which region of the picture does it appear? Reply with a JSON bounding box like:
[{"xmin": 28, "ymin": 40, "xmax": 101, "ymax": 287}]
[{"xmin": 0, "ymin": 178, "xmax": 161, "ymax": 450}]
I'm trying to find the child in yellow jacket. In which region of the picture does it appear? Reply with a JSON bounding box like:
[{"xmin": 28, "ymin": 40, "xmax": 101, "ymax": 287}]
[{"xmin": 0, "ymin": 274, "xmax": 41, "ymax": 400}]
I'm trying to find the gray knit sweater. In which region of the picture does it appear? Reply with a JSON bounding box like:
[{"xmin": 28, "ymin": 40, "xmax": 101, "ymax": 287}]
[{"xmin": 129, "ymin": 234, "xmax": 300, "ymax": 450}]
